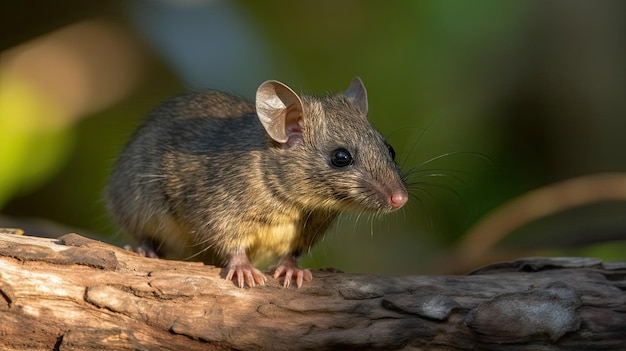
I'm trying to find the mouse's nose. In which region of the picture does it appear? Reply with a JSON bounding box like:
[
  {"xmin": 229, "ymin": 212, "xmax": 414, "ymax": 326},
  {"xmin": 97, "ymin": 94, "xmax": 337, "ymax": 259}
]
[{"xmin": 389, "ymin": 190, "xmax": 408, "ymax": 209}]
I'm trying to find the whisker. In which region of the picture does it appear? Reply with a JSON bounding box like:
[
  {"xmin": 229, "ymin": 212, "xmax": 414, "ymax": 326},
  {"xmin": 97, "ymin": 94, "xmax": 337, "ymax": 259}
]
[
  {"xmin": 185, "ymin": 247, "xmax": 210, "ymax": 261},
  {"xmin": 407, "ymin": 181, "xmax": 468, "ymax": 209},
  {"xmin": 410, "ymin": 151, "xmax": 495, "ymax": 170},
  {"xmin": 408, "ymin": 185, "xmax": 434, "ymax": 202},
  {"xmin": 406, "ymin": 188, "xmax": 434, "ymax": 232},
  {"xmin": 404, "ymin": 167, "xmax": 473, "ymax": 177},
  {"xmin": 399, "ymin": 127, "xmax": 430, "ymax": 169},
  {"xmin": 406, "ymin": 172, "xmax": 468, "ymax": 186}
]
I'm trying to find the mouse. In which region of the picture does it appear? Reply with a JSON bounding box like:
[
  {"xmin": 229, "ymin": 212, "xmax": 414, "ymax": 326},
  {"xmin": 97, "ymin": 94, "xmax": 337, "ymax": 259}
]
[{"xmin": 105, "ymin": 77, "xmax": 408, "ymax": 288}]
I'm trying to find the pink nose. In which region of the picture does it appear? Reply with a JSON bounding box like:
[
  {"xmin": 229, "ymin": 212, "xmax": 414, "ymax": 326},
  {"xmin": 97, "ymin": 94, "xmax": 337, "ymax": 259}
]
[{"xmin": 389, "ymin": 190, "xmax": 408, "ymax": 209}]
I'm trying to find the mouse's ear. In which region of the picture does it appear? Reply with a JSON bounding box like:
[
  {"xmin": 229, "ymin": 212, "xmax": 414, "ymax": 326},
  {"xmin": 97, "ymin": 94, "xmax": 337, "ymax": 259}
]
[
  {"xmin": 344, "ymin": 76, "xmax": 368, "ymax": 115},
  {"xmin": 256, "ymin": 80, "xmax": 304, "ymax": 146}
]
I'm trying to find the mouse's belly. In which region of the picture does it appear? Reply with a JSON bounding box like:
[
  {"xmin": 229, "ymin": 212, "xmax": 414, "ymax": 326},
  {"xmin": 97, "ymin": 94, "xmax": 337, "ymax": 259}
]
[{"xmin": 244, "ymin": 221, "xmax": 299, "ymax": 264}]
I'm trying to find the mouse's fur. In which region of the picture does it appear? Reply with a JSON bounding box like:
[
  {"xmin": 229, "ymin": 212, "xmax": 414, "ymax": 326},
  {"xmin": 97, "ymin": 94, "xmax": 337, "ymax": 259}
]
[{"xmin": 105, "ymin": 78, "xmax": 407, "ymax": 287}]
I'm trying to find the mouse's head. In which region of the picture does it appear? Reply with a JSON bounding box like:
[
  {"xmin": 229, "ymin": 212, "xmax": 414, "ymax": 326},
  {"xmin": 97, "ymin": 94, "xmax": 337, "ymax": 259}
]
[{"xmin": 255, "ymin": 77, "xmax": 407, "ymax": 213}]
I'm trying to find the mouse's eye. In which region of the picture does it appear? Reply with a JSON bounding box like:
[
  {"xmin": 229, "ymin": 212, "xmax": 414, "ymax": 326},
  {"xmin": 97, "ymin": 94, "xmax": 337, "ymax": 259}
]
[
  {"xmin": 386, "ymin": 142, "xmax": 396, "ymax": 160},
  {"xmin": 330, "ymin": 148, "xmax": 353, "ymax": 168}
]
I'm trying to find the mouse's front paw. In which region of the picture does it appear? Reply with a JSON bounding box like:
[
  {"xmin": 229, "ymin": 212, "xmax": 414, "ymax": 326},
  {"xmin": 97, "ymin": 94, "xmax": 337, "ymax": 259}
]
[
  {"xmin": 273, "ymin": 256, "xmax": 312, "ymax": 288},
  {"xmin": 225, "ymin": 262, "xmax": 267, "ymax": 288},
  {"xmin": 225, "ymin": 248, "xmax": 267, "ymax": 288}
]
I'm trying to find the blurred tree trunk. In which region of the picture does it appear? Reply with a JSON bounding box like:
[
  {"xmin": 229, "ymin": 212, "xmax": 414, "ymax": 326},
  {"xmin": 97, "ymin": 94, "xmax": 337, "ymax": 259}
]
[{"xmin": 0, "ymin": 231, "xmax": 624, "ymax": 350}]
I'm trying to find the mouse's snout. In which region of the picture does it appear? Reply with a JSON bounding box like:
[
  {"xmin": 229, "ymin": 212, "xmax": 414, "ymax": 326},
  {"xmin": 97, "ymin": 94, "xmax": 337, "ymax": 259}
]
[{"xmin": 389, "ymin": 190, "xmax": 408, "ymax": 209}]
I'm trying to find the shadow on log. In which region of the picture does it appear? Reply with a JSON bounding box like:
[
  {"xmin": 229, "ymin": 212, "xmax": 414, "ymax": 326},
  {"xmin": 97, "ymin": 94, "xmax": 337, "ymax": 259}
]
[{"xmin": 0, "ymin": 231, "xmax": 624, "ymax": 350}]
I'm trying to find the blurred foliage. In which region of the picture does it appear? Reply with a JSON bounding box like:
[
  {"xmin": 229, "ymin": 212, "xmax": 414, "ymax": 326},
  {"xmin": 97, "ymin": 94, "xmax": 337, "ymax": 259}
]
[
  {"xmin": 0, "ymin": 75, "xmax": 75, "ymax": 208},
  {"xmin": 1, "ymin": 0, "xmax": 624, "ymax": 274}
]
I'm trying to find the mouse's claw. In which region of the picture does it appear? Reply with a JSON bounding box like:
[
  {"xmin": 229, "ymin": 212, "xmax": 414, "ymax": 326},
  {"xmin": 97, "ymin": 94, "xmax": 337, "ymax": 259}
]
[
  {"xmin": 273, "ymin": 255, "xmax": 312, "ymax": 288},
  {"xmin": 226, "ymin": 264, "xmax": 266, "ymax": 288},
  {"xmin": 226, "ymin": 249, "xmax": 267, "ymax": 288},
  {"xmin": 123, "ymin": 239, "xmax": 160, "ymax": 259}
]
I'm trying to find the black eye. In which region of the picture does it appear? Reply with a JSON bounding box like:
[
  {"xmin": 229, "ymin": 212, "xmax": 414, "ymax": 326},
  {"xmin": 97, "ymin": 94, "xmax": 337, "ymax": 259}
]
[
  {"xmin": 330, "ymin": 148, "xmax": 353, "ymax": 168},
  {"xmin": 386, "ymin": 142, "xmax": 396, "ymax": 160}
]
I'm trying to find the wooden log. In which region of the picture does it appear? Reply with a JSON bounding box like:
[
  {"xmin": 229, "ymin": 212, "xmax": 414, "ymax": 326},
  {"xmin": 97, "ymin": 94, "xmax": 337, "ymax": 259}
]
[{"xmin": 0, "ymin": 231, "xmax": 624, "ymax": 350}]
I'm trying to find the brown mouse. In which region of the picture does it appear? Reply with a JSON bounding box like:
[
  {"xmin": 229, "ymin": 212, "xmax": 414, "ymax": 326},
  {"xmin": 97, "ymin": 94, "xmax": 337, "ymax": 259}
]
[{"xmin": 105, "ymin": 77, "xmax": 408, "ymax": 288}]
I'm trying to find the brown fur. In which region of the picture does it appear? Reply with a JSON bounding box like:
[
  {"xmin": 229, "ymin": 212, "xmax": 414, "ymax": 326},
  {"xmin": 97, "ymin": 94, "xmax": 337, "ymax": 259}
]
[{"xmin": 105, "ymin": 81, "xmax": 406, "ymax": 267}]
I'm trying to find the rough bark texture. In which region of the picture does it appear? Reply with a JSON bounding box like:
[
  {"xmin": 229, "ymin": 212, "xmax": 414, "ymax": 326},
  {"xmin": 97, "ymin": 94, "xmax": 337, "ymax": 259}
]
[{"xmin": 0, "ymin": 231, "xmax": 624, "ymax": 350}]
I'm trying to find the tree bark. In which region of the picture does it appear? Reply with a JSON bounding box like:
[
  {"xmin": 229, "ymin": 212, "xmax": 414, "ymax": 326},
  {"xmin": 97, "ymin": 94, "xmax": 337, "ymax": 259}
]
[{"xmin": 0, "ymin": 231, "xmax": 624, "ymax": 350}]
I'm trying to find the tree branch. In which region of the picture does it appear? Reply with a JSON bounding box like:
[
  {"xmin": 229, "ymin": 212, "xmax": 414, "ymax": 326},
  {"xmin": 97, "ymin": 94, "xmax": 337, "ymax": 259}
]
[{"xmin": 0, "ymin": 231, "xmax": 624, "ymax": 350}]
